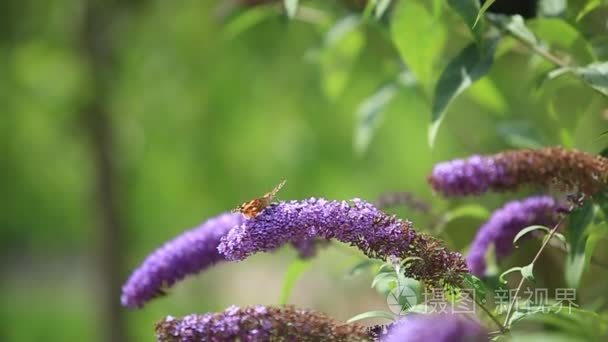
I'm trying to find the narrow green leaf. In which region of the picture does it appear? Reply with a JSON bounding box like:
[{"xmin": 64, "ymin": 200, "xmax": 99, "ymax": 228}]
[
  {"xmin": 574, "ymin": 62, "xmax": 608, "ymax": 97},
  {"xmin": 346, "ymin": 310, "xmax": 395, "ymax": 323},
  {"xmin": 447, "ymin": 0, "xmax": 484, "ymax": 41},
  {"xmin": 466, "ymin": 78, "xmax": 508, "ymax": 114},
  {"xmin": 375, "ymin": 0, "xmax": 393, "ymax": 19},
  {"xmin": 576, "ymin": 0, "xmax": 602, "ymax": 22},
  {"xmin": 371, "ymin": 272, "xmax": 396, "ymax": 288},
  {"xmin": 278, "ymin": 259, "xmax": 312, "ymax": 305},
  {"xmin": 528, "ymin": 18, "xmax": 596, "ymax": 64},
  {"xmin": 429, "ymin": 37, "xmax": 499, "ymax": 147},
  {"xmin": 489, "ymin": 14, "xmax": 537, "ymax": 45},
  {"xmin": 284, "ymin": 0, "xmax": 299, "ymax": 19},
  {"xmin": 354, "ymin": 83, "xmax": 398, "ymax": 155},
  {"xmin": 391, "ymin": 0, "xmax": 446, "ymax": 92},
  {"xmin": 499, "ymin": 266, "xmax": 522, "ymax": 284},
  {"xmin": 443, "ymin": 204, "xmax": 491, "ymax": 223},
  {"xmin": 347, "ymin": 259, "xmax": 378, "ymax": 276},
  {"xmin": 497, "ymin": 121, "xmax": 545, "ymax": 149},
  {"xmin": 319, "ymin": 16, "xmax": 365, "ymax": 100},
  {"xmin": 509, "ymin": 306, "xmax": 608, "ymax": 339},
  {"xmin": 223, "ymin": 5, "xmax": 277, "ymax": 40},
  {"xmin": 593, "ymin": 190, "xmax": 608, "ymax": 218},
  {"xmin": 463, "ymin": 274, "xmax": 487, "ymax": 301},
  {"xmin": 378, "ymin": 261, "xmax": 395, "ymax": 273},
  {"xmin": 474, "ymin": 0, "xmax": 496, "ymax": 28},
  {"xmin": 584, "ymin": 222, "xmax": 608, "ymax": 269},
  {"xmin": 565, "ymin": 200, "xmax": 595, "ymax": 288},
  {"xmin": 521, "ymin": 263, "xmax": 535, "ymax": 283},
  {"xmin": 513, "ymin": 225, "xmax": 551, "ymax": 246}
]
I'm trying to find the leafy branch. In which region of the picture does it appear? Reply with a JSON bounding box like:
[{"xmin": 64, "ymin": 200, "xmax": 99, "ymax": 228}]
[{"xmin": 502, "ymin": 209, "xmax": 571, "ymax": 328}]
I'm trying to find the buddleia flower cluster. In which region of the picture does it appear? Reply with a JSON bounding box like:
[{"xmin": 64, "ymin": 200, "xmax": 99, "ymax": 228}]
[
  {"xmin": 154, "ymin": 305, "xmax": 369, "ymax": 342},
  {"xmin": 218, "ymin": 198, "xmax": 468, "ymax": 287},
  {"xmin": 121, "ymin": 213, "xmax": 321, "ymax": 308},
  {"xmin": 466, "ymin": 196, "xmax": 561, "ymax": 276},
  {"xmin": 428, "ymin": 147, "xmax": 608, "ymax": 197}
]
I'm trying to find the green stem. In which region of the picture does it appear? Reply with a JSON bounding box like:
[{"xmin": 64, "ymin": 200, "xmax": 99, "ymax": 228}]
[
  {"xmin": 502, "ymin": 213, "xmax": 569, "ymax": 327},
  {"xmin": 475, "ymin": 297, "xmax": 507, "ymax": 334}
]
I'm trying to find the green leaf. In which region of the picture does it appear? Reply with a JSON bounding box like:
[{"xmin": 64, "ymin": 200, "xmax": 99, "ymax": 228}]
[
  {"xmin": 513, "ymin": 225, "xmax": 551, "ymax": 246},
  {"xmin": 574, "ymin": 62, "xmax": 608, "ymax": 97},
  {"xmin": 565, "ymin": 200, "xmax": 595, "ymax": 288},
  {"xmin": 354, "ymin": 83, "xmax": 399, "ymax": 155},
  {"xmin": 499, "ymin": 266, "xmax": 522, "ymax": 284},
  {"xmin": 509, "ymin": 307, "xmax": 608, "ymax": 339},
  {"xmin": 400, "ymin": 256, "xmax": 423, "ymax": 268},
  {"xmin": 278, "ymin": 258, "xmax": 312, "ymax": 305},
  {"xmin": 346, "ymin": 310, "xmax": 395, "ymax": 323},
  {"xmin": 442, "ymin": 204, "xmax": 491, "ymax": 225},
  {"xmin": 319, "ymin": 16, "xmax": 365, "ymax": 100},
  {"xmin": 521, "ymin": 263, "xmax": 535, "ymax": 283},
  {"xmin": 466, "ymin": 78, "xmax": 508, "ymax": 114},
  {"xmin": 547, "ymin": 62, "xmax": 608, "ymax": 97},
  {"xmin": 284, "ymin": 0, "xmax": 299, "ymax": 19},
  {"xmin": 435, "ymin": 204, "xmax": 490, "ymax": 232},
  {"xmin": 371, "ymin": 272, "xmax": 396, "ymax": 288},
  {"xmin": 593, "ymin": 190, "xmax": 608, "ymax": 218},
  {"xmin": 447, "ymin": 0, "xmax": 484, "ymax": 41},
  {"xmin": 429, "ymin": 37, "xmax": 499, "ymax": 146},
  {"xmin": 475, "ymin": 0, "xmax": 496, "ymax": 28},
  {"xmin": 463, "ymin": 273, "xmax": 486, "ymax": 301},
  {"xmin": 347, "ymin": 259, "xmax": 379, "ymax": 276},
  {"xmin": 528, "ymin": 18, "xmax": 596, "ymax": 64},
  {"xmin": 489, "ymin": 14, "xmax": 537, "ymax": 46},
  {"xmin": 584, "ymin": 222, "xmax": 608, "ymax": 268},
  {"xmin": 378, "ymin": 261, "xmax": 395, "ymax": 273},
  {"xmin": 497, "ymin": 121, "xmax": 545, "ymax": 149},
  {"xmin": 538, "ymin": 0, "xmax": 568, "ymax": 17},
  {"xmin": 223, "ymin": 5, "xmax": 278, "ymax": 40},
  {"xmin": 391, "ymin": 0, "xmax": 446, "ymax": 92},
  {"xmin": 576, "ymin": 0, "xmax": 602, "ymax": 22},
  {"xmin": 375, "ymin": 0, "xmax": 393, "ymax": 19}
]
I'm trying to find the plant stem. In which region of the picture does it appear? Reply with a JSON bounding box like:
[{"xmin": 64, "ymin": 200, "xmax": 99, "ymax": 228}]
[
  {"xmin": 488, "ymin": 20, "xmax": 571, "ymax": 68},
  {"xmin": 502, "ymin": 213, "xmax": 569, "ymax": 327},
  {"xmin": 475, "ymin": 297, "xmax": 507, "ymax": 333},
  {"xmin": 519, "ymin": 39, "xmax": 570, "ymax": 68}
]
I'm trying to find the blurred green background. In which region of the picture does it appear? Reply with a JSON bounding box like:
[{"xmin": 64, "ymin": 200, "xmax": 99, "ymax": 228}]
[{"xmin": 2, "ymin": 0, "xmax": 608, "ymax": 341}]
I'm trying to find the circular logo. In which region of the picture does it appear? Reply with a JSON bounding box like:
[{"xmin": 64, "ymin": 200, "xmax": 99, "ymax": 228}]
[{"xmin": 386, "ymin": 284, "xmax": 418, "ymax": 315}]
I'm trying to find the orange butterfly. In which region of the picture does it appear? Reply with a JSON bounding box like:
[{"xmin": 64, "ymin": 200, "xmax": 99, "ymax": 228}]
[{"xmin": 233, "ymin": 180, "xmax": 286, "ymax": 218}]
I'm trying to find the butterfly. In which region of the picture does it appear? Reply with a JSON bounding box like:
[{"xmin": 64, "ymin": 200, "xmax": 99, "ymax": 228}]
[{"xmin": 233, "ymin": 180, "xmax": 286, "ymax": 218}]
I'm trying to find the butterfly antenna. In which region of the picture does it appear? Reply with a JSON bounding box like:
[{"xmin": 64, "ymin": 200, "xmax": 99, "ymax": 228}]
[{"xmin": 270, "ymin": 179, "xmax": 287, "ymax": 197}]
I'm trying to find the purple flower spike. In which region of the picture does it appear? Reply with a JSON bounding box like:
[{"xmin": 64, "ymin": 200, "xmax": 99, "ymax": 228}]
[
  {"xmin": 218, "ymin": 198, "xmax": 468, "ymax": 286},
  {"xmin": 155, "ymin": 305, "xmax": 369, "ymax": 342},
  {"xmin": 383, "ymin": 314, "xmax": 488, "ymax": 342},
  {"xmin": 466, "ymin": 196, "xmax": 560, "ymax": 276},
  {"xmin": 121, "ymin": 213, "xmax": 244, "ymax": 309},
  {"xmin": 429, "ymin": 147, "xmax": 608, "ymax": 197}
]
